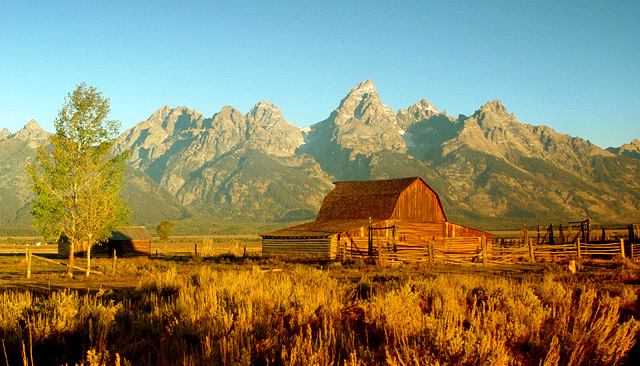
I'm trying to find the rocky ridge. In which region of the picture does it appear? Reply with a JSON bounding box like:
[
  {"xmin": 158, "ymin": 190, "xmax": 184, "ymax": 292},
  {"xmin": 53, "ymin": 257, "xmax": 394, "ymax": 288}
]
[
  {"xmin": 2, "ymin": 81, "xmax": 639, "ymax": 230},
  {"xmin": 608, "ymin": 139, "xmax": 640, "ymax": 160},
  {"xmin": 113, "ymin": 101, "xmax": 332, "ymax": 221}
]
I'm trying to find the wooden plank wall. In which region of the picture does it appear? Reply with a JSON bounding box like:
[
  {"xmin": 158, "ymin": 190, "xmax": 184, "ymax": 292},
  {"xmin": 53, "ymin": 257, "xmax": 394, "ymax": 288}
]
[
  {"xmin": 58, "ymin": 243, "xmax": 70, "ymax": 257},
  {"xmin": 57, "ymin": 242, "xmax": 87, "ymax": 257},
  {"xmin": 392, "ymin": 180, "xmax": 445, "ymax": 222},
  {"xmin": 338, "ymin": 220, "xmax": 392, "ymax": 259},
  {"xmin": 396, "ymin": 221, "xmax": 445, "ymax": 244},
  {"xmin": 445, "ymin": 222, "xmax": 493, "ymax": 251},
  {"xmin": 337, "ymin": 221, "xmax": 489, "ymax": 263},
  {"xmin": 93, "ymin": 240, "xmax": 151, "ymax": 257},
  {"xmin": 263, "ymin": 220, "xmax": 492, "ymax": 264}
]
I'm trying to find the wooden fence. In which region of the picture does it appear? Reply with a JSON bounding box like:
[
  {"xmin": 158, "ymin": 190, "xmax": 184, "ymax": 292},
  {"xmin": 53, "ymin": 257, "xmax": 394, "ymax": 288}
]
[
  {"xmin": 631, "ymin": 241, "xmax": 640, "ymax": 262},
  {"xmin": 491, "ymin": 239, "xmax": 632, "ymax": 263},
  {"xmin": 377, "ymin": 236, "xmax": 634, "ymax": 265},
  {"xmin": 376, "ymin": 236, "xmax": 489, "ymax": 265},
  {"xmin": 24, "ymin": 249, "xmax": 106, "ymax": 278}
]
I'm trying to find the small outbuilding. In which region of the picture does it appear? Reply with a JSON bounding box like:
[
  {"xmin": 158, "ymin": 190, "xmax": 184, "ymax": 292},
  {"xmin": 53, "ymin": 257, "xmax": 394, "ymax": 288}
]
[
  {"xmin": 261, "ymin": 177, "xmax": 494, "ymax": 262},
  {"xmin": 58, "ymin": 226, "xmax": 151, "ymax": 258}
]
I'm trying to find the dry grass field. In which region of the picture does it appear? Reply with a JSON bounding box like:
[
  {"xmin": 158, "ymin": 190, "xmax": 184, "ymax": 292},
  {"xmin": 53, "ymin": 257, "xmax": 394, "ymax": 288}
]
[{"xmin": 0, "ymin": 238, "xmax": 639, "ymax": 366}]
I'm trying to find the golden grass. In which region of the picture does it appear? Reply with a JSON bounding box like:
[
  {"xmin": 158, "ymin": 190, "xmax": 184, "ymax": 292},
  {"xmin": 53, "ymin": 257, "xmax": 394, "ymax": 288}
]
[{"xmin": 0, "ymin": 259, "xmax": 638, "ymax": 365}]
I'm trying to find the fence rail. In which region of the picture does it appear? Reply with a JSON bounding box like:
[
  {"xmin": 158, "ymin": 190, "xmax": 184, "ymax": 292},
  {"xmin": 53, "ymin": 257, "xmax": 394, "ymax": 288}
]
[
  {"xmin": 24, "ymin": 250, "xmax": 105, "ymax": 278},
  {"xmin": 377, "ymin": 237, "xmax": 637, "ymax": 266}
]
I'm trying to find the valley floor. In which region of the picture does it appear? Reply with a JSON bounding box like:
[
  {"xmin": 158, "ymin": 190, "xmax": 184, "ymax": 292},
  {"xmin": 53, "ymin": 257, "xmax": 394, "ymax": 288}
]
[{"xmin": 0, "ymin": 248, "xmax": 639, "ymax": 365}]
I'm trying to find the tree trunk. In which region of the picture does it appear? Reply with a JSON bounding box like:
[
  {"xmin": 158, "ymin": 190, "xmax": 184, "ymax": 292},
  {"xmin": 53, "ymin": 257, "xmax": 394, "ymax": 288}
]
[
  {"xmin": 68, "ymin": 242, "xmax": 75, "ymax": 278},
  {"xmin": 86, "ymin": 234, "xmax": 93, "ymax": 277},
  {"xmin": 86, "ymin": 244, "xmax": 92, "ymax": 277}
]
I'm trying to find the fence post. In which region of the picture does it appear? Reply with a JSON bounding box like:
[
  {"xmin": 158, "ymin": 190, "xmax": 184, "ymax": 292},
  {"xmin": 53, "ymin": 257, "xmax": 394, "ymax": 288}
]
[
  {"xmin": 631, "ymin": 241, "xmax": 635, "ymax": 262},
  {"xmin": 112, "ymin": 249, "xmax": 117, "ymax": 271},
  {"xmin": 481, "ymin": 236, "xmax": 487, "ymax": 265},
  {"xmin": 26, "ymin": 249, "xmax": 32, "ymax": 279},
  {"xmin": 528, "ymin": 237, "xmax": 535, "ymax": 262},
  {"xmin": 620, "ymin": 239, "xmax": 626, "ymax": 258},
  {"xmin": 428, "ymin": 236, "xmax": 434, "ymax": 264},
  {"xmin": 576, "ymin": 238, "xmax": 581, "ymax": 260},
  {"xmin": 194, "ymin": 243, "xmax": 198, "ymax": 256}
]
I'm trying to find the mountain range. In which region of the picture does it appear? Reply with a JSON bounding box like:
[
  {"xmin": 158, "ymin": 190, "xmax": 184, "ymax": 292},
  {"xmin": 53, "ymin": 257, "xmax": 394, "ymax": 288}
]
[{"xmin": 2, "ymin": 80, "xmax": 639, "ymax": 234}]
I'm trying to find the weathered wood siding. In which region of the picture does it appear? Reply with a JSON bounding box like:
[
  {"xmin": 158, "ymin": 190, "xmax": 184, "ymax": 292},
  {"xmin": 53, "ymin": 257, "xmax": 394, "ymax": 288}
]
[
  {"xmin": 337, "ymin": 221, "xmax": 491, "ymax": 263},
  {"xmin": 58, "ymin": 242, "xmax": 71, "ymax": 257},
  {"xmin": 57, "ymin": 242, "xmax": 88, "ymax": 257},
  {"xmin": 93, "ymin": 240, "xmax": 151, "ymax": 257},
  {"xmin": 337, "ymin": 221, "xmax": 444, "ymax": 261},
  {"xmin": 262, "ymin": 237, "xmax": 338, "ymax": 260},
  {"xmin": 58, "ymin": 240, "xmax": 150, "ymax": 258},
  {"xmin": 396, "ymin": 221, "xmax": 445, "ymax": 244},
  {"xmin": 445, "ymin": 222, "xmax": 494, "ymax": 251},
  {"xmin": 391, "ymin": 180, "xmax": 445, "ymax": 222},
  {"xmin": 122, "ymin": 240, "xmax": 151, "ymax": 256}
]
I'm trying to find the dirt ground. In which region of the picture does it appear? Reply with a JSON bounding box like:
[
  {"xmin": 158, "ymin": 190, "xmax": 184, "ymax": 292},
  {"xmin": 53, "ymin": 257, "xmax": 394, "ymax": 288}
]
[
  {"xmin": 2, "ymin": 240, "xmax": 638, "ymax": 299},
  {"xmin": 0, "ymin": 240, "xmax": 262, "ymax": 293}
]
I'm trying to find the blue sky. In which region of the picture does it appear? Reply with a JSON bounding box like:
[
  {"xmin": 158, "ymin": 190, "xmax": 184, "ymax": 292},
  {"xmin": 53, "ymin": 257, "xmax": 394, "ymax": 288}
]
[{"xmin": 1, "ymin": 1, "xmax": 638, "ymax": 148}]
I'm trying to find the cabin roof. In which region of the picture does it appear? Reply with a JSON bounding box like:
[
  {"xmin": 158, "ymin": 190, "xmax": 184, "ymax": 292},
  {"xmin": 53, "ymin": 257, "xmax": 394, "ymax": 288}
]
[
  {"xmin": 316, "ymin": 176, "xmax": 445, "ymax": 221},
  {"xmin": 110, "ymin": 226, "xmax": 152, "ymax": 241},
  {"xmin": 261, "ymin": 219, "xmax": 381, "ymax": 238}
]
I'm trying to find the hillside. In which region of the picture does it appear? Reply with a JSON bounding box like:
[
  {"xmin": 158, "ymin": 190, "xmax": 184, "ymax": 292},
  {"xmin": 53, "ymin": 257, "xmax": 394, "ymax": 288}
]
[{"xmin": 3, "ymin": 81, "xmax": 639, "ymax": 232}]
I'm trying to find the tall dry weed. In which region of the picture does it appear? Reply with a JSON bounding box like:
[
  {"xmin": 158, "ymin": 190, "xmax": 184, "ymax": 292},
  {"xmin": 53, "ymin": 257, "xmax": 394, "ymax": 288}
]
[{"xmin": 0, "ymin": 262, "xmax": 638, "ymax": 365}]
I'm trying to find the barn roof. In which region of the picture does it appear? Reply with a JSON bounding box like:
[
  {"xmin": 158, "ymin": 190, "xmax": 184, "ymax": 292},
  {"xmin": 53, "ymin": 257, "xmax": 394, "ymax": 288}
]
[
  {"xmin": 110, "ymin": 226, "xmax": 152, "ymax": 241},
  {"xmin": 315, "ymin": 177, "xmax": 445, "ymax": 221},
  {"xmin": 261, "ymin": 219, "xmax": 379, "ymax": 238}
]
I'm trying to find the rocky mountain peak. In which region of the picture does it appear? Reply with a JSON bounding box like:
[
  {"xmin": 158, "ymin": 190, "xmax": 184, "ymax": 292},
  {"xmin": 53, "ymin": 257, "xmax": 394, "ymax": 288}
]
[
  {"xmin": 478, "ymin": 100, "xmax": 508, "ymax": 115},
  {"xmin": 403, "ymin": 98, "xmax": 442, "ymax": 120},
  {"xmin": 148, "ymin": 105, "xmax": 172, "ymax": 121},
  {"xmin": 244, "ymin": 101, "xmax": 303, "ymax": 156},
  {"xmin": 396, "ymin": 98, "xmax": 449, "ymax": 131},
  {"xmin": 246, "ymin": 101, "xmax": 285, "ymax": 127},
  {"xmin": 0, "ymin": 128, "xmax": 11, "ymax": 140},
  {"xmin": 11, "ymin": 119, "xmax": 51, "ymax": 142},
  {"xmin": 411, "ymin": 98, "xmax": 440, "ymax": 114},
  {"xmin": 25, "ymin": 119, "xmax": 41, "ymax": 129},
  {"xmin": 300, "ymin": 80, "xmax": 405, "ymax": 165},
  {"xmin": 472, "ymin": 100, "xmax": 516, "ymax": 131},
  {"xmin": 204, "ymin": 105, "xmax": 244, "ymax": 130},
  {"xmin": 149, "ymin": 106, "xmax": 203, "ymax": 135},
  {"xmin": 350, "ymin": 79, "xmax": 376, "ymax": 95},
  {"xmin": 333, "ymin": 80, "xmax": 389, "ymax": 122}
]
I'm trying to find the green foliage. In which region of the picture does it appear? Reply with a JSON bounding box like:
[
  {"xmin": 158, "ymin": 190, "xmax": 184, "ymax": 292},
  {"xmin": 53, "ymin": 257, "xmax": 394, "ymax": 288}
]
[
  {"xmin": 26, "ymin": 84, "xmax": 130, "ymax": 264},
  {"xmin": 156, "ymin": 220, "xmax": 174, "ymax": 241}
]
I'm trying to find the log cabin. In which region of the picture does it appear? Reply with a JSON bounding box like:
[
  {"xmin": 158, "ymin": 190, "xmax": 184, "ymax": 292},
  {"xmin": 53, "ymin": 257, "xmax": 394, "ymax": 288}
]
[{"xmin": 261, "ymin": 177, "xmax": 494, "ymax": 262}]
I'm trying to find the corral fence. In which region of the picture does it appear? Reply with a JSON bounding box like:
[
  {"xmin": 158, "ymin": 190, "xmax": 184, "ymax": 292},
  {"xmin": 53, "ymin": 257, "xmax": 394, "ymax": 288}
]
[
  {"xmin": 376, "ymin": 236, "xmax": 634, "ymax": 265},
  {"xmin": 376, "ymin": 236, "xmax": 490, "ymax": 265},
  {"xmin": 493, "ymin": 222, "xmax": 640, "ymax": 264},
  {"xmin": 376, "ymin": 221, "xmax": 640, "ymax": 265}
]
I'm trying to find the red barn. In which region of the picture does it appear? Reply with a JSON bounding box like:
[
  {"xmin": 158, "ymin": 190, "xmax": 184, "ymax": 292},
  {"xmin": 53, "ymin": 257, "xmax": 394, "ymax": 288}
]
[{"xmin": 261, "ymin": 177, "xmax": 494, "ymax": 262}]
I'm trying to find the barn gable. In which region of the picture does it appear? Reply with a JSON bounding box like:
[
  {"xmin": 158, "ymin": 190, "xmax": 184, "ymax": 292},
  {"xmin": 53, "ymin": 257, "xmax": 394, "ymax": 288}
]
[{"xmin": 315, "ymin": 177, "xmax": 446, "ymax": 222}]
